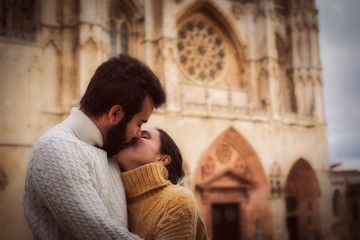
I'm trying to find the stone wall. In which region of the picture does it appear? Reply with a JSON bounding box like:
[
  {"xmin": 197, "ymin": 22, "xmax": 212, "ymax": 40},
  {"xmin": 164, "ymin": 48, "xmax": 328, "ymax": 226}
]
[{"xmin": 0, "ymin": 0, "xmax": 336, "ymax": 239}]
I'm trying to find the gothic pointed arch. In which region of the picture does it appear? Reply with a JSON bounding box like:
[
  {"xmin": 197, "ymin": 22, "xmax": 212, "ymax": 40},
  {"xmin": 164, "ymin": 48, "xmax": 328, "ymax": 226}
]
[
  {"xmin": 257, "ymin": 68, "xmax": 269, "ymax": 109},
  {"xmin": 79, "ymin": 38, "xmax": 99, "ymax": 95},
  {"xmin": 42, "ymin": 41, "xmax": 60, "ymax": 110},
  {"xmin": 285, "ymin": 158, "xmax": 321, "ymax": 240},
  {"xmin": 276, "ymin": 33, "xmax": 288, "ymax": 63},
  {"xmin": 108, "ymin": 0, "xmax": 142, "ymax": 56},
  {"xmin": 176, "ymin": 1, "xmax": 247, "ymax": 88},
  {"xmin": 194, "ymin": 127, "xmax": 273, "ymax": 239},
  {"xmin": 276, "ymin": 33, "xmax": 297, "ymax": 114},
  {"xmin": 296, "ymin": 76, "xmax": 305, "ymax": 115},
  {"xmin": 313, "ymin": 76, "xmax": 324, "ymax": 121},
  {"xmin": 40, "ymin": 41, "xmax": 63, "ymax": 131},
  {"xmin": 304, "ymin": 77, "xmax": 314, "ymax": 116}
]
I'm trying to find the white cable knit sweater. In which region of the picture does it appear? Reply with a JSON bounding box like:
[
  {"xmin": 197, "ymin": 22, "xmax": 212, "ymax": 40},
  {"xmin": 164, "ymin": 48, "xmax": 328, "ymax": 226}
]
[{"xmin": 23, "ymin": 108, "xmax": 142, "ymax": 240}]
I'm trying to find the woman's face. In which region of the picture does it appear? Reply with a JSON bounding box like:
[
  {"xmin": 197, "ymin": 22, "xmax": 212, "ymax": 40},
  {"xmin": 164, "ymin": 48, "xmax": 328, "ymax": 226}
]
[{"xmin": 116, "ymin": 128, "xmax": 163, "ymax": 171}]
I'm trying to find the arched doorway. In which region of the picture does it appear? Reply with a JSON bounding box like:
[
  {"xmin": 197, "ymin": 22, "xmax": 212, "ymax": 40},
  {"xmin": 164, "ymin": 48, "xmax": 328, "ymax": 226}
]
[
  {"xmin": 194, "ymin": 127, "xmax": 273, "ymax": 240},
  {"xmin": 285, "ymin": 159, "xmax": 321, "ymax": 240}
]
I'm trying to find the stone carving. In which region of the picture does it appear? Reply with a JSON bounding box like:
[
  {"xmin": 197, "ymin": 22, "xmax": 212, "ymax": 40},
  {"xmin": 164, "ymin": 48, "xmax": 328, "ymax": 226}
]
[
  {"xmin": 244, "ymin": 166, "xmax": 252, "ymax": 179},
  {"xmin": 200, "ymin": 140, "xmax": 255, "ymax": 182},
  {"xmin": 201, "ymin": 157, "xmax": 215, "ymax": 179},
  {"xmin": 215, "ymin": 144, "xmax": 232, "ymax": 163},
  {"xmin": 270, "ymin": 161, "xmax": 282, "ymax": 198},
  {"xmin": 235, "ymin": 156, "xmax": 247, "ymax": 174},
  {"xmin": 177, "ymin": 20, "xmax": 225, "ymax": 82},
  {"xmin": 232, "ymin": 3, "xmax": 243, "ymax": 20}
]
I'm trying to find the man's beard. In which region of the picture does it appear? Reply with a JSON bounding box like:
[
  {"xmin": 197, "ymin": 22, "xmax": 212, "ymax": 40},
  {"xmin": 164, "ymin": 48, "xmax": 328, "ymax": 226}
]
[{"xmin": 102, "ymin": 118, "xmax": 132, "ymax": 157}]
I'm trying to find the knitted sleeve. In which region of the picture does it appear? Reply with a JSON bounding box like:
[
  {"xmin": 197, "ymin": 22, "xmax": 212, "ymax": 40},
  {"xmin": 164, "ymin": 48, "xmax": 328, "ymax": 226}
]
[
  {"xmin": 30, "ymin": 136, "xmax": 142, "ymax": 240},
  {"xmin": 153, "ymin": 187, "xmax": 207, "ymax": 240}
]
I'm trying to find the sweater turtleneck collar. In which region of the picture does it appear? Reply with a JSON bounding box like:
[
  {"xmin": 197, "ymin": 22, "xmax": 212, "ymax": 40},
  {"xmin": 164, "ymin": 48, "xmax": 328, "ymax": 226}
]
[
  {"xmin": 121, "ymin": 163, "xmax": 171, "ymax": 198},
  {"xmin": 63, "ymin": 107, "xmax": 104, "ymax": 147}
]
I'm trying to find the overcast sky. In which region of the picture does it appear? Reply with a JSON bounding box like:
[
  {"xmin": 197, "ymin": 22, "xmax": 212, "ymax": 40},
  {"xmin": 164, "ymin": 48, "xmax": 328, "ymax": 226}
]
[{"xmin": 316, "ymin": 0, "xmax": 360, "ymax": 165}]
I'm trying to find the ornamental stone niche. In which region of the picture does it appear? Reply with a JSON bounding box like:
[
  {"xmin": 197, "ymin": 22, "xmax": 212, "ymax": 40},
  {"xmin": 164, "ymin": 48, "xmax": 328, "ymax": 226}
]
[
  {"xmin": 285, "ymin": 159, "xmax": 321, "ymax": 240},
  {"xmin": 194, "ymin": 127, "xmax": 272, "ymax": 240},
  {"xmin": 270, "ymin": 161, "xmax": 282, "ymax": 198}
]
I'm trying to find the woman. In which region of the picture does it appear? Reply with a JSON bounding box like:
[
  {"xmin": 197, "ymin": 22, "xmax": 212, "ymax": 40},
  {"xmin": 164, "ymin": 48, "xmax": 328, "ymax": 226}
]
[{"xmin": 116, "ymin": 128, "xmax": 208, "ymax": 240}]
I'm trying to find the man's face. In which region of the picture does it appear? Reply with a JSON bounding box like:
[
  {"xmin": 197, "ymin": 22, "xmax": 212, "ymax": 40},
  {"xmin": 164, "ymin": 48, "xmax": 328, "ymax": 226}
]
[{"xmin": 103, "ymin": 95, "xmax": 154, "ymax": 157}]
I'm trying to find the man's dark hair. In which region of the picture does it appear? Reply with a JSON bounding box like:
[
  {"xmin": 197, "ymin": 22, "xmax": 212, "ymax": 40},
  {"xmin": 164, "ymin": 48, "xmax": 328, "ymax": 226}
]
[
  {"xmin": 80, "ymin": 54, "xmax": 166, "ymax": 121},
  {"xmin": 157, "ymin": 128, "xmax": 185, "ymax": 184}
]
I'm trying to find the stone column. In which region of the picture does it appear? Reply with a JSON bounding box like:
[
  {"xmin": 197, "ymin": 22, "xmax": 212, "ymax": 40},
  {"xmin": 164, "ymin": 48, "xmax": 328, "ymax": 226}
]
[
  {"xmin": 162, "ymin": 0, "xmax": 180, "ymax": 112},
  {"xmin": 260, "ymin": 1, "xmax": 281, "ymax": 119}
]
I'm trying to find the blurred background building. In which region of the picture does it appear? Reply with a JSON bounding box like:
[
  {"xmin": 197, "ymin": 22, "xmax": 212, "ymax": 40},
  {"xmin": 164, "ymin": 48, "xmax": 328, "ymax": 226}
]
[{"xmin": 0, "ymin": 0, "xmax": 359, "ymax": 239}]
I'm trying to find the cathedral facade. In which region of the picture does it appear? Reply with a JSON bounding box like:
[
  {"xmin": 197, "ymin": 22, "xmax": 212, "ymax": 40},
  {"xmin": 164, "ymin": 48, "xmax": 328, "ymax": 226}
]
[{"xmin": 0, "ymin": 0, "xmax": 340, "ymax": 239}]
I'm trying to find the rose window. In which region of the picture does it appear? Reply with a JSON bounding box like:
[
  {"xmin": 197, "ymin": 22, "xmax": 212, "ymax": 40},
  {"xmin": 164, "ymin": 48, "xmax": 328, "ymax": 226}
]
[{"xmin": 177, "ymin": 20, "xmax": 226, "ymax": 82}]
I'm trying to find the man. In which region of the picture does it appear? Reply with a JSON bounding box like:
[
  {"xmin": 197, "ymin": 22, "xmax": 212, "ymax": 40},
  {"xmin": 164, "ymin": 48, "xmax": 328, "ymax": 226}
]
[{"xmin": 23, "ymin": 54, "xmax": 166, "ymax": 239}]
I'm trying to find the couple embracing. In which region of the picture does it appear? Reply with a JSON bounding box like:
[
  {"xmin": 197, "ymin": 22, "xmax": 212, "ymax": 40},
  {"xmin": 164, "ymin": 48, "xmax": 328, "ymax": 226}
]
[{"xmin": 23, "ymin": 54, "xmax": 208, "ymax": 240}]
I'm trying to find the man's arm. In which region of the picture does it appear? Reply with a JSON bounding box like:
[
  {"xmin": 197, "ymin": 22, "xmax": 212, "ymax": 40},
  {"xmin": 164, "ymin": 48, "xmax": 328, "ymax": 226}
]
[{"xmin": 31, "ymin": 137, "xmax": 142, "ymax": 240}]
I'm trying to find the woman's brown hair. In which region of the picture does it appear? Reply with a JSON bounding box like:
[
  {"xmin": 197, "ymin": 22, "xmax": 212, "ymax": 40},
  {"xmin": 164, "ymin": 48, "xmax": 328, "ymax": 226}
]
[{"xmin": 156, "ymin": 129, "xmax": 185, "ymax": 184}]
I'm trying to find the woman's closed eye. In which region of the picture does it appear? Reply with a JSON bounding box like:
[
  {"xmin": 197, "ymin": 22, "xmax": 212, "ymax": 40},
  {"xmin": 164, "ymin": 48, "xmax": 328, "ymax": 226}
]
[{"xmin": 141, "ymin": 131, "xmax": 151, "ymax": 139}]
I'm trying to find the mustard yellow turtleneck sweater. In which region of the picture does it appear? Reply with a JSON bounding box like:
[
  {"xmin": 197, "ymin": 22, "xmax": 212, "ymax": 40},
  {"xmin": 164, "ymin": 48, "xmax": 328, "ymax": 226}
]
[{"xmin": 121, "ymin": 163, "xmax": 208, "ymax": 240}]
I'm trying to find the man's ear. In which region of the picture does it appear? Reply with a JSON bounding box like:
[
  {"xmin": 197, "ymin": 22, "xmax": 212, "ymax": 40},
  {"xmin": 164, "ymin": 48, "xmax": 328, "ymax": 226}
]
[
  {"xmin": 108, "ymin": 105, "xmax": 124, "ymax": 124},
  {"xmin": 158, "ymin": 155, "xmax": 171, "ymax": 166}
]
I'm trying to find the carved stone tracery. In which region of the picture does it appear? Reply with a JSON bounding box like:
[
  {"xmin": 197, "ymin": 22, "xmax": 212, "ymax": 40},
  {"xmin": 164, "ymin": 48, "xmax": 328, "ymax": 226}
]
[
  {"xmin": 201, "ymin": 156, "xmax": 215, "ymax": 180},
  {"xmin": 177, "ymin": 19, "xmax": 226, "ymax": 83},
  {"xmin": 197, "ymin": 129, "xmax": 255, "ymax": 184},
  {"xmin": 215, "ymin": 144, "xmax": 232, "ymax": 163}
]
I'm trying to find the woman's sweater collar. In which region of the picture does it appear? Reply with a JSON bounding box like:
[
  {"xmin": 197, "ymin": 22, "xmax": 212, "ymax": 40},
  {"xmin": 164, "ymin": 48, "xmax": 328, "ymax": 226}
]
[{"xmin": 121, "ymin": 163, "xmax": 171, "ymax": 198}]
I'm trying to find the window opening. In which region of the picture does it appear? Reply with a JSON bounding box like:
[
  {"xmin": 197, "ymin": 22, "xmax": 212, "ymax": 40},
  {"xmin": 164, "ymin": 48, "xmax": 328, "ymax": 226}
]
[
  {"xmin": 109, "ymin": 9, "xmax": 129, "ymax": 56},
  {"xmin": 109, "ymin": 21, "xmax": 116, "ymax": 57},
  {"xmin": 120, "ymin": 23, "xmax": 128, "ymax": 53}
]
